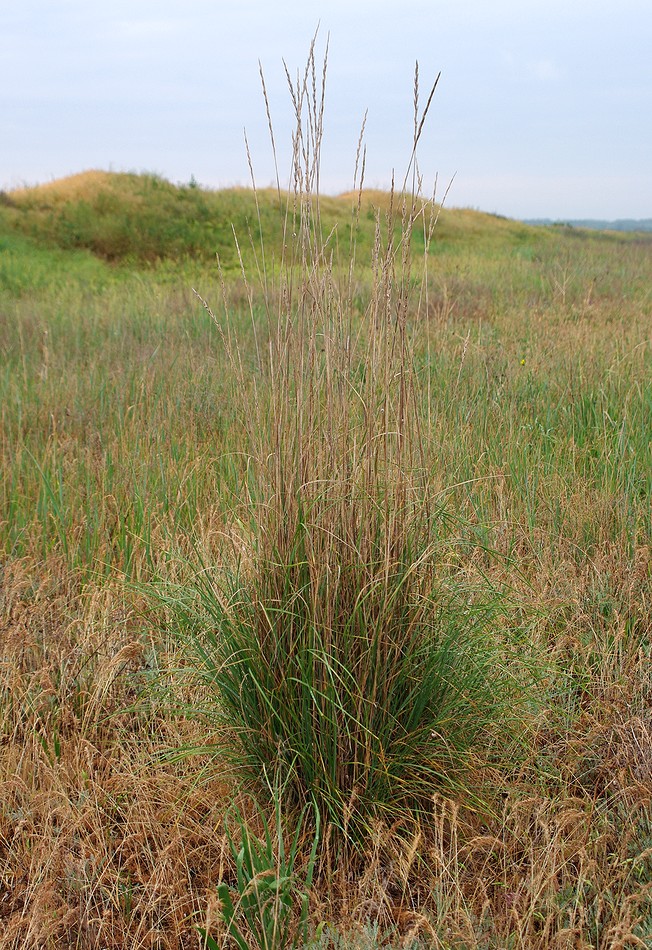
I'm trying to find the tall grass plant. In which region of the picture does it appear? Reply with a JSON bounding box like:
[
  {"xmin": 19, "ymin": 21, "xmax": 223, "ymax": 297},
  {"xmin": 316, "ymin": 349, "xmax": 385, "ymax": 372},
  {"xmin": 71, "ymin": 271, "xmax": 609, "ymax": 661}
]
[{"xmin": 178, "ymin": 41, "xmax": 532, "ymax": 841}]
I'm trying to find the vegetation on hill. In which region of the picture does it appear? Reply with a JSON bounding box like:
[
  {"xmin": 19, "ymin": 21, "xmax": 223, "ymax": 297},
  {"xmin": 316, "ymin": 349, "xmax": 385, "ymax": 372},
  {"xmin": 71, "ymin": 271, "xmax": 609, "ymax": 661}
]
[{"xmin": 1, "ymin": 169, "xmax": 569, "ymax": 269}]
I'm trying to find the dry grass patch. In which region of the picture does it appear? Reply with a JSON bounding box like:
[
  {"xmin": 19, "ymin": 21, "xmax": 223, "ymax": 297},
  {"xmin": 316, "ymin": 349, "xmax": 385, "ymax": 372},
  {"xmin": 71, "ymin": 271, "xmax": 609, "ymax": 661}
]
[
  {"xmin": 0, "ymin": 557, "xmax": 238, "ymax": 949},
  {"xmin": 9, "ymin": 171, "xmax": 120, "ymax": 206}
]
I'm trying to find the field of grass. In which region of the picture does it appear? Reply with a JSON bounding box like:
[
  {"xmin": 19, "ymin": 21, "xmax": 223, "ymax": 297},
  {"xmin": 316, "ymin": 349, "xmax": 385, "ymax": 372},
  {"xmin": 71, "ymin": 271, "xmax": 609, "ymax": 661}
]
[{"xmin": 1, "ymin": 68, "xmax": 651, "ymax": 948}]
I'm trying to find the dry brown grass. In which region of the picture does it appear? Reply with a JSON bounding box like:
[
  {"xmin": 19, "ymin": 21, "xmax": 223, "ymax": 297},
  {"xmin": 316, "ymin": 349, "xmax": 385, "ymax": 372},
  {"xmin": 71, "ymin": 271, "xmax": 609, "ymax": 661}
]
[
  {"xmin": 0, "ymin": 556, "xmax": 233, "ymax": 949},
  {"xmin": 10, "ymin": 171, "xmax": 122, "ymax": 206}
]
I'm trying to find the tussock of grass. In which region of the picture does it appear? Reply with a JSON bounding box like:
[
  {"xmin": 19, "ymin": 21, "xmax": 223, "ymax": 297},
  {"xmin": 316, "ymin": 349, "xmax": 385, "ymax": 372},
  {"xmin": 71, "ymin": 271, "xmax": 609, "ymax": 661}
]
[{"xmin": 163, "ymin": 48, "xmax": 536, "ymax": 848}]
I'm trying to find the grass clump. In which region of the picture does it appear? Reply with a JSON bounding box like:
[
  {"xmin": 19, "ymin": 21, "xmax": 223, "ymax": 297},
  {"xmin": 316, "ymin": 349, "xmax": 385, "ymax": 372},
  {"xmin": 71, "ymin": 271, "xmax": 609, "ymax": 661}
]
[{"xmin": 176, "ymin": 43, "xmax": 531, "ymax": 843}]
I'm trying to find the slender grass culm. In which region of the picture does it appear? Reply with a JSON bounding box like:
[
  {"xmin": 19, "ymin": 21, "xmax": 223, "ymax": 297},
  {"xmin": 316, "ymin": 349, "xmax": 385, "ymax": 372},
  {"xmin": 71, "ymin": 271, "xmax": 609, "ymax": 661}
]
[{"xmin": 183, "ymin": 38, "xmax": 530, "ymax": 843}]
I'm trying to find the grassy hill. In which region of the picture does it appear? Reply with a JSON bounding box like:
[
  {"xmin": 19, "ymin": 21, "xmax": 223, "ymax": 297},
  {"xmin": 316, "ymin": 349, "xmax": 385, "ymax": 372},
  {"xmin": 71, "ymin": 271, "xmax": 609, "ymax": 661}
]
[{"xmin": 1, "ymin": 169, "xmax": 560, "ymax": 267}]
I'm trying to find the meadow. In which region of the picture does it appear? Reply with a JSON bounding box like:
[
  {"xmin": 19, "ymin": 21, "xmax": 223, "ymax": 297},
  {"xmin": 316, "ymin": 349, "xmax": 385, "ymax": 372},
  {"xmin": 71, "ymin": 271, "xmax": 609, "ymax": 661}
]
[{"xmin": 1, "ymin": 69, "xmax": 651, "ymax": 948}]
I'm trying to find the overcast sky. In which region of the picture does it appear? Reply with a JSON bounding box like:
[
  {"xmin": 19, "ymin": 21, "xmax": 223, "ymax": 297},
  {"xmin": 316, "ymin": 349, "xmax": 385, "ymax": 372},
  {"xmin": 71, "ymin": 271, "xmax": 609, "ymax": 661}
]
[{"xmin": 2, "ymin": 0, "xmax": 651, "ymax": 219}]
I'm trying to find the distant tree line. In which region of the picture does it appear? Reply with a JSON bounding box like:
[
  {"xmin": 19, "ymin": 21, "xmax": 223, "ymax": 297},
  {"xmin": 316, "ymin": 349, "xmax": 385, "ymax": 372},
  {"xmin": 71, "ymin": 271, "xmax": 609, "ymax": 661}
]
[{"xmin": 524, "ymin": 218, "xmax": 652, "ymax": 232}]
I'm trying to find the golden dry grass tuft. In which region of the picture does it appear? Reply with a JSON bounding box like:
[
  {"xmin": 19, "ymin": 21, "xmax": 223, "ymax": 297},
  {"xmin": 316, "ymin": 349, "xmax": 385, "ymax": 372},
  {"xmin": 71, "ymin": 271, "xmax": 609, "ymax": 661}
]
[{"xmin": 10, "ymin": 171, "xmax": 122, "ymax": 206}]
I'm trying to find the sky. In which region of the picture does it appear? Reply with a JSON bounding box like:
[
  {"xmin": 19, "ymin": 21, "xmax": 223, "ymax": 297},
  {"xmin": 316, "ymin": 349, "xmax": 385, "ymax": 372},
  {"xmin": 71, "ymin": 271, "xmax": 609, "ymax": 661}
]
[{"xmin": 2, "ymin": 0, "xmax": 651, "ymax": 220}]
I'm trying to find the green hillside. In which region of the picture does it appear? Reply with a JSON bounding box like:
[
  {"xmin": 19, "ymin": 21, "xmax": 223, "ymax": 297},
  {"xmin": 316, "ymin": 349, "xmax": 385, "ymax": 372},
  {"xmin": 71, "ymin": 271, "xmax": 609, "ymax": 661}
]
[{"xmin": 1, "ymin": 169, "xmax": 559, "ymax": 268}]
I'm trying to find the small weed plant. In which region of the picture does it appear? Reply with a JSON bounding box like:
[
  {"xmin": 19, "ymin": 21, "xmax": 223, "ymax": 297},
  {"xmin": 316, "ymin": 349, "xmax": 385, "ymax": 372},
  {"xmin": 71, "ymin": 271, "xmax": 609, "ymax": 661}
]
[{"xmin": 201, "ymin": 784, "xmax": 320, "ymax": 950}]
